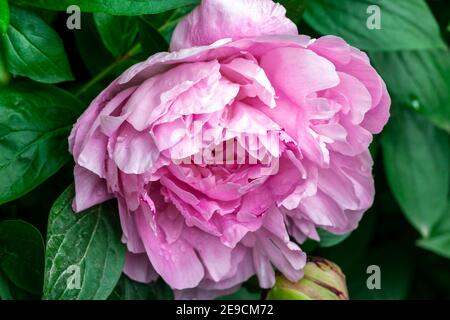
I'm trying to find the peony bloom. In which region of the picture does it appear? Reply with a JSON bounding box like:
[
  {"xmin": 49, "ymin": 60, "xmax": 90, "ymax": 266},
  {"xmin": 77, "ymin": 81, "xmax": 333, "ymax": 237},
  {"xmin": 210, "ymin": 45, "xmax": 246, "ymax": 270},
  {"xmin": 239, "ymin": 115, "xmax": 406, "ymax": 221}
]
[{"xmin": 69, "ymin": 0, "xmax": 390, "ymax": 299}]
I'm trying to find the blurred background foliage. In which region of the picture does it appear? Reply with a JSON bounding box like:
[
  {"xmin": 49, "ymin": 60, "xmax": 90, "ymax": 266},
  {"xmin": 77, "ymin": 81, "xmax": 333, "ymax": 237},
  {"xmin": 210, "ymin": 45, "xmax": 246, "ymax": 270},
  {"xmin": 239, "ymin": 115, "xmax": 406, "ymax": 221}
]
[{"xmin": 0, "ymin": 0, "xmax": 449, "ymax": 300}]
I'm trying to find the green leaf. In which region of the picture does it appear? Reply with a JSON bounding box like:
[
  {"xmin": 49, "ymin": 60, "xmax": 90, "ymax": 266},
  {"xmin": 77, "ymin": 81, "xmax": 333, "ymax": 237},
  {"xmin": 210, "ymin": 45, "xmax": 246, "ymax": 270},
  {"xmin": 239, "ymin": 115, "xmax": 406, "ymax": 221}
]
[
  {"xmin": 94, "ymin": 13, "xmax": 138, "ymax": 58},
  {"xmin": 142, "ymin": 279, "xmax": 173, "ymax": 300},
  {"xmin": 219, "ymin": 286, "xmax": 260, "ymax": 300},
  {"xmin": 317, "ymin": 214, "xmax": 413, "ymax": 299},
  {"xmin": 148, "ymin": 5, "xmax": 195, "ymax": 43},
  {"xmin": 0, "ymin": 0, "xmax": 9, "ymax": 34},
  {"xmin": 0, "ymin": 82, "xmax": 83, "ymax": 205},
  {"xmin": 74, "ymin": 14, "xmax": 114, "ymax": 76},
  {"xmin": 304, "ymin": 0, "xmax": 446, "ymax": 51},
  {"xmin": 34, "ymin": 8, "xmax": 59, "ymax": 25},
  {"xmin": 0, "ymin": 220, "xmax": 45, "ymax": 294},
  {"xmin": 1, "ymin": 6, "xmax": 73, "ymax": 83},
  {"xmin": 110, "ymin": 276, "xmax": 152, "ymax": 300},
  {"xmin": 278, "ymin": 0, "xmax": 307, "ymax": 25},
  {"xmin": 317, "ymin": 213, "xmax": 375, "ymax": 273},
  {"xmin": 382, "ymin": 109, "xmax": 449, "ymax": 237},
  {"xmin": 369, "ymin": 135, "xmax": 380, "ymax": 159},
  {"xmin": 43, "ymin": 185, "xmax": 125, "ymax": 300},
  {"xmin": 11, "ymin": 0, "xmax": 200, "ymax": 16},
  {"xmin": 301, "ymin": 229, "xmax": 351, "ymax": 252},
  {"xmin": 418, "ymin": 232, "xmax": 450, "ymax": 259},
  {"xmin": 138, "ymin": 17, "xmax": 169, "ymax": 56},
  {"xmin": 417, "ymin": 203, "xmax": 450, "ymax": 259},
  {"xmin": 0, "ymin": 42, "xmax": 9, "ymax": 86},
  {"xmin": 110, "ymin": 276, "xmax": 173, "ymax": 300},
  {"xmin": 0, "ymin": 270, "xmax": 13, "ymax": 300},
  {"xmin": 371, "ymin": 49, "xmax": 450, "ymax": 132},
  {"xmin": 349, "ymin": 243, "xmax": 413, "ymax": 300},
  {"xmin": 317, "ymin": 229, "xmax": 351, "ymax": 248}
]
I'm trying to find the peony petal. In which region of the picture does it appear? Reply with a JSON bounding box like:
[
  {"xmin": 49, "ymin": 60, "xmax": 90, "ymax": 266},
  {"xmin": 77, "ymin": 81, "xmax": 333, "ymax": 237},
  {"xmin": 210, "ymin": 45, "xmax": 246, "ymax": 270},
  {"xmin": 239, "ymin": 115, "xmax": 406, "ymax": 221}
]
[
  {"xmin": 308, "ymin": 35, "xmax": 352, "ymax": 65},
  {"xmin": 324, "ymin": 72, "xmax": 372, "ymax": 125},
  {"xmin": 260, "ymin": 47, "xmax": 340, "ymax": 105},
  {"xmin": 221, "ymin": 57, "xmax": 276, "ymax": 107},
  {"xmin": 73, "ymin": 165, "xmax": 112, "ymax": 212},
  {"xmin": 117, "ymin": 197, "xmax": 145, "ymax": 253},
  {"xmin": 224, "ymin": 101, "xmax": 280, "ymax": 134},
  {"xmin": 135, "ymin": 204, "xmax": 205, "ymax": 290},
  {"xmin": 329, "ymin": 117, "xmax": 373, "ymax": 156},
  {"xmin": 76, "ymin": 131, "xmax": 108, "ymax": 178},
  {"xmin": 300, "ymin": 190, "xmax": 350, "ymax": 230},
  {"xmin": 336, "ymin": 53, "xmax": 384, "ymax": 110},
  {"xmin": 151, "ymin": 118, "xmax": 187, "ymax": 151},
  {"xmin": 167, "ymin": 78, "xmax": 239, "ymax": 118},
  {"xmin": 361, "ymin": 83, "xmax": 391, "ymax": 134},
  {"xmin": 170, "ymin": 0, "xmax": 297, "ymax": 51},
  {"xmin": 123, "ymin": 251, "xmax": 159, "ymax": 283},
  {"xmin": 112, "ymin": 123, "xmax": 159, "ymax": 174},
  {"xmin": 123, "ymin": 60, "xmax": 222, "ymax": 131},
  {"xmin": 252, "ymin": 244, "xmax": 275, "ymax": 288},
  {"xmin": 263, "ymin": 207, "xmax": 289, "ymax": 243},
  {"xmin": 183, "ymin": 228, "xmax": 233, "ymax": 282}
]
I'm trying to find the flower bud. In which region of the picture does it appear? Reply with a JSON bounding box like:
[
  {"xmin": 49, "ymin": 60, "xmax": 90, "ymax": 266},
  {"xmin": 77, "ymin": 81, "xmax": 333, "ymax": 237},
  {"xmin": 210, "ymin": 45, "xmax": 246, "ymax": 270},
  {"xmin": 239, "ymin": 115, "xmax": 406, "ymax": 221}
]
[{"xmin": 267, "ymin": 257, "xmax": 349, "ymax": 300}]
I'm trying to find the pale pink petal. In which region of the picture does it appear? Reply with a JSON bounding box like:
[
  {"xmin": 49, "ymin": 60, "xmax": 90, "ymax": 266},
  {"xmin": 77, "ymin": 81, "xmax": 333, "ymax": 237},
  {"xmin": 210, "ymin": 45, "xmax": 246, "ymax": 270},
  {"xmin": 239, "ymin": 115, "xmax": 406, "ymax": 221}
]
[
  {"xmin": 224, "ymin": 101, "xmax": 280, "ymax": 134},
  {"xmin": 123, "ymin": 252, "xmax": 159, "ymax": 283},
  {"xmin": 252, "ymin": 244, "xmax": 275, "ymax": 288},
  {"xmin": 183, "ymin": 228, "xmax": 233, "ymax": 282},
  {"xmin": 117, "ymin": 197, "xmax": 145, "ymax": 253},
  {"xmin": 324, "ymin": 72, "xmax": 372, "ymax": 125},
  {"xmin": 123, "ymin": 60, "xmax": 222, "ymax": 131},
  {"xmin": 221, "ymin": 57, "xmax": 276, "ymax": 107},
  {"xmin": 336, "ymin": 53, "xmax": 384, "ymax": 110},
  {"xmin": 112, "ymin": 123, "xmax": 159, "ymax": 174},
  {"xmin": 260, "ymin": 47, "xmax": 340, "ymax": 105},
  {"xmin": 151, "ymin": 119, "xmax": 187, "ymax": 151},
  {"xmin": 135, "ymin": 204, "xmax": 205, "ymax": 290},
  {"xmin": 361, "ymin": 83, "xmax": 391, "ymax": 134},
  {"xmin": 72, "ymin": 165, "xmax": 112, "ymax": 212},
  {"xmin": 170, "ymin": 0, "xmax": 297, "ymax": 51},
  {"xmin": 308, "ymin": 35, "xmax": 352, "ymax": 65}
]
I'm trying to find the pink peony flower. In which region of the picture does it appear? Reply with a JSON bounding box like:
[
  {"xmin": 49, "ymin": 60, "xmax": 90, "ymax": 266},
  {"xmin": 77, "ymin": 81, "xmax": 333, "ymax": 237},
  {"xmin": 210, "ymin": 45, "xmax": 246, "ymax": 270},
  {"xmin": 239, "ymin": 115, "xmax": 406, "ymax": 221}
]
[{"xmin": 69, "ymin": 0, "xmax": 390, "ymax": 299}]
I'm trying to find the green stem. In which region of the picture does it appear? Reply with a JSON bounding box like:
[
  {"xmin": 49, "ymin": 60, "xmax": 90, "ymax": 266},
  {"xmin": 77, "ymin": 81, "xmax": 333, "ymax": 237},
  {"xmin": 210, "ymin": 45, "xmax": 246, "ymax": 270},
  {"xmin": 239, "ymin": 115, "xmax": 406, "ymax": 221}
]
[
  {"xmin": 156, "ymin": 10, "xmax": 179, "ymax": 33},
  {"xmin": 75, "ymin": 9, "xmax": 179, "ymax": 98},
  {"xmin": 75, "ymin": 43, "xmax": 142, "ymax": 97},
  {"xmin": 0, "ymin": 48, "xmax": 10, "ymax": 87}
]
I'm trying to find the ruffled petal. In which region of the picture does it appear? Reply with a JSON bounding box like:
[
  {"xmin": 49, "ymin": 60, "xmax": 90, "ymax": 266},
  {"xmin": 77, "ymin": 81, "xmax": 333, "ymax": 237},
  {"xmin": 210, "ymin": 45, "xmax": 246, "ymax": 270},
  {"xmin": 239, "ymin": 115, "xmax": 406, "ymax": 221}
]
[
  {"xmin": 170, "ymin": 0, "xmax": 297, "ymax": 51},
  {"xmin": 135, "ymin": 204, "xmax": 205, "ymax": 290},
  {"xmin": 112, "ymin": 123, "xmax": 159, "ymax": 174},
  {"xmin": 123, "ymin": 252, "xmax": 159, "ymax": 283},
  {"xmin": 260, "ymin": 47, "xmax": 340, "ymax": 105},
  {"xmin": 73, "ymin": 165, "xmax": 112, "ymax": 212}
]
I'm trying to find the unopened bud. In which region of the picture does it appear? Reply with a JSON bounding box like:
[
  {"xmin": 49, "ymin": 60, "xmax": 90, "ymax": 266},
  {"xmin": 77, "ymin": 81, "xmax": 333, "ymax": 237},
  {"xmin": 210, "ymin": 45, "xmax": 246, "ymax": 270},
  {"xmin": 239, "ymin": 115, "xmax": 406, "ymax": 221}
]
[{"xmin": 267, "ymin": 257, "xmax": 349, "ymax": 300}]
